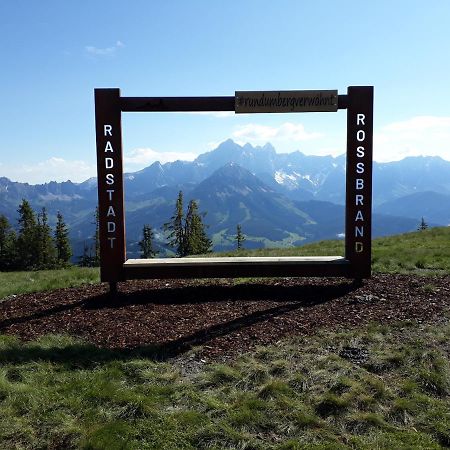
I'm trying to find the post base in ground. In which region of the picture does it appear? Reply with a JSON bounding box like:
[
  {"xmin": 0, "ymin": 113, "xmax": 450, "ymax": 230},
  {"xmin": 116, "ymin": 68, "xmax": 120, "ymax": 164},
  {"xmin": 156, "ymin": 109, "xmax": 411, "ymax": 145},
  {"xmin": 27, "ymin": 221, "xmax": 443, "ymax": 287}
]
[
  {"xmin": 352, "ymin": 278, "xmax": 363, "ymax": 288},
  {"xmin": 109, "ymin": 282, "xmax": 118, "ymax": 296}
]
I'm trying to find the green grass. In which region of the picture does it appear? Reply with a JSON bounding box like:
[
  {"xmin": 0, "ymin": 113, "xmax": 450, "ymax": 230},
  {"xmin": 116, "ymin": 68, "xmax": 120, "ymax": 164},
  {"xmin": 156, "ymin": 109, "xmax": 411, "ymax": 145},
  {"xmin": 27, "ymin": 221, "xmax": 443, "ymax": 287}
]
[
  {"xmin": 0, "ymin": 228, "xmax": 450, "ymax": 447},
  {"xmin": 1, "ymin": 227, "xmax": 449, "ymax": 300},
  {"xmin": 1, "ymin": 320, "xmax": 450, "ymax": 448},
  {"xmin": 0, "ymin": 266, "xmax": 99, "ymax": 300},
  {"xmin": 213, "ymin": 226, "xmax": 450, "ymax": 275}
]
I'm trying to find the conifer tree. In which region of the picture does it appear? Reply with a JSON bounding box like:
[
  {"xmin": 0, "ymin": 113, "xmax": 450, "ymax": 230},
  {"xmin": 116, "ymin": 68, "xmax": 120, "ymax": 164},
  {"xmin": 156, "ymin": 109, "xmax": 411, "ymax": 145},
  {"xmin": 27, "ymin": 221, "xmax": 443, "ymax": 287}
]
[
  {"xmin": 93, "ymin": 206, "xmax": 100, "ymax": 266},
  {"xmin": 36, "ymin": 207, "xmax": 56, "ymax": 268},
  {"xmin": 184, "ymin": 200, "xmax": 212, "ymax": 255},
  {"xmin": 164, "ymin": 191, "xmax": 186, "ymax": 256},
  {"xmin": 139, "ymin": 224, "xmax": 156, "ymax": 258},
  {"xmin": 0, "ymin": 215, "xmax": 17, "ymax": 270},
  {"xmin": 235, "ymin": 224, "xmax": 245, "ymax": 250},
  {"xmin": 16, "ymin": 199, "xmax": 39, "ymax": 269},
  {"xmin": 418, "ymin": 217, "xmax": 428, "ymax": 231},
  {"xmin": 55, "ymin": 211, "xmax": 72, "ymax": 265},
  {"xmin": 78, "ymin": 241, "xmax": 93, "ymax": 267}
]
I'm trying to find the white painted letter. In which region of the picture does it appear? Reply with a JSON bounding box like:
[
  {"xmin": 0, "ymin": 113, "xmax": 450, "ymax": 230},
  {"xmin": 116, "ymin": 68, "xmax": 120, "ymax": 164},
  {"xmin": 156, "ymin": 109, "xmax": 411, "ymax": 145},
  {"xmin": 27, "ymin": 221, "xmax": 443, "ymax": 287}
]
[
  {"xmin": 104, "ymin": 125, "xmax": 112, "ymax": 136},
  {"xmin": 105, "ymin": 141, "xmax": 114, "ymax": 152},
  {"xmin": 355, "ymin": 194, "xmax": 364, "ymax": 206},
  {"xmin": 357, "ymin": 130, "xmax": 366, "ymax": 142},
  {"xmin": 106, "ymin": 174, "xmax": 114, "ymax": 185},
  {"xmin": 105, "ymin": 158, "xmax": 114, "ymax": 169},
  {"xmin": 357, "ymin": 114, "xmax": 365, "ymax": 126},
  {"xmin": 355, "ymin": 210, "xmax": 364, "ymax": 221},
  {"xmin": 355, "ymin": 242, "xmax": 363, "ymax": 253},
  {"xmin": 107, "ymin": 206, "xmax": 116, "ymax": 217},
  {"xmin": 356, "ymin": 178, "xmax": 364, "ymax": 189},
  {"xmin": 107, "ymin": 221, "xmax": 116, "ymax": 233},
  {"xmin": 357, "ymin": 146, "xmax": 365, "ymax": 157},
  {"xmin": 107, "ymin": 189, "xmax": 114, "ymax": 201},
  {"xmin": 108, "ymin": 237, "xmax": 116, "ymax": 248},
  {"xmin": 356, "ymin": 162, "xmax": 365, "ymax": 174},
  {"xmin": 355, "ymin": 226, "xmax": 364, "ymax": 237}
]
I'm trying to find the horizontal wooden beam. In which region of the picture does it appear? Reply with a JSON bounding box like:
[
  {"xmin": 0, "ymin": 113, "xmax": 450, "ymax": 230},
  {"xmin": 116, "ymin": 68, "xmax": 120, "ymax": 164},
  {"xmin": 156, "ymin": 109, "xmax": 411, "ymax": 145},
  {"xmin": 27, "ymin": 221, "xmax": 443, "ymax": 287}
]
[
  {"xmin": 120, "ymin": 96, "xmax": 235, "ymax": 112},
  {"xmin": 123, "ymin": 256, "xmax": 351, "ymax": 279},
  {"xmin": 120, "ymin": 95, "xmax": 349, "ymax": 112}
]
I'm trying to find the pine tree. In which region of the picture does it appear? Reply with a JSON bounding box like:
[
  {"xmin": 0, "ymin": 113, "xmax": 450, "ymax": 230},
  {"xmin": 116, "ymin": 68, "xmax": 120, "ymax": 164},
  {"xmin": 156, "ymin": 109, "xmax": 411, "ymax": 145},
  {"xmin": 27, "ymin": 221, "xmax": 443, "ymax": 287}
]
[
  {"xmin": 164, "ymin": 193, "xmax": 212, "ymax": 257},
  {"xmin": 184, "ymin": 200, "xmax": 212, "ymax": 255},
  {"xmin": 92, "ymin": 206, "xmax": 100, "ymax": 266},
  {"xmin": 418, "ymin": 217, "xmax": 428, "ymax": 231},
  {"xmin": 16, "ymin": 199, "xmax": 39, "ymax": 269},
  {"xmin": 94, "ymin": 206, "xmax": 100, "ymax": 266},
  {"xmin": 235, "ymin": 224, "xmax": 245, "ymax": 250},
  {"xmin": 55, "ymin": 211, "xmax": 72, "ymax": 265},
  {"xmin": 78, "ymin": 241, "xmax": 93, "ymax": 267},
  {"xmin": 0, "ymin": 215, "xmax": 17, "ymax": 270},
  {"xmin": 36, "ymin": 207, "xmax": 56, "ymax": 269},
  {"xmin": 139, "ymin": 224, "xmax": 156, "ymax": 258},
  {"xmin": 164, "ymin": 191, "xmax": 186, "ymax": 256}
]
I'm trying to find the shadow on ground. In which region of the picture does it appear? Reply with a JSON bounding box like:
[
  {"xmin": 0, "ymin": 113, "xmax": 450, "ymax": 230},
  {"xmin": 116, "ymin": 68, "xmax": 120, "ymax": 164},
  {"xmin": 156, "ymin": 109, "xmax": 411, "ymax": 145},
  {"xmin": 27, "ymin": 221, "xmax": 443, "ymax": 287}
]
[{"xmin": 0, "ymin": 280, "xmax": 359, "ymax": 366}]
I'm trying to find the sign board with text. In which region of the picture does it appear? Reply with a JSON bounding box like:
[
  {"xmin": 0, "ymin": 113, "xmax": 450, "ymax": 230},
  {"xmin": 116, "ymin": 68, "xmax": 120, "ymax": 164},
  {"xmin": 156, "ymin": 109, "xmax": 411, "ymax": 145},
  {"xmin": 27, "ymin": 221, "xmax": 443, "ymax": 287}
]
[{"xmin": 235, "ymin": 90, "xmax": 338, "ymax": 113}]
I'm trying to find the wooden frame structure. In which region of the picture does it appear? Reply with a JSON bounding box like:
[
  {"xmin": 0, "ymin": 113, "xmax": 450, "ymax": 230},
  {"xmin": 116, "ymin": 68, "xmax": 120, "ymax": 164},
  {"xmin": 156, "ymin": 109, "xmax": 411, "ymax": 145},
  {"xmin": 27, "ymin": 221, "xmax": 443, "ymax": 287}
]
[{"xmin": 95, "ymin": 87, "xmax": 373, "ymax": 293}]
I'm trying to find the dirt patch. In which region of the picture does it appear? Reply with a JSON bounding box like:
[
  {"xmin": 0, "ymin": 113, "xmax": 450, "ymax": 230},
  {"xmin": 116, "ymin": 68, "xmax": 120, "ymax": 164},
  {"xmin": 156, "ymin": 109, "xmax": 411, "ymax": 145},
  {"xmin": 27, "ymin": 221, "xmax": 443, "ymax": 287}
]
[{"xmin": 0, "ymin": 274, "xmax": 449, "ymax": 360}]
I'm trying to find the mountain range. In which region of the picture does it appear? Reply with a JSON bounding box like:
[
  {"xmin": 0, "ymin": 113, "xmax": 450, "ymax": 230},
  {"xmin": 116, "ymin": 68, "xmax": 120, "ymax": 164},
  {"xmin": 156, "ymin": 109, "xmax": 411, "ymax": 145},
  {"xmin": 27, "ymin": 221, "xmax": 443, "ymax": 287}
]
[{"xmin": 1, "ymin": 139, "xmax": 449, "ymax": 257}]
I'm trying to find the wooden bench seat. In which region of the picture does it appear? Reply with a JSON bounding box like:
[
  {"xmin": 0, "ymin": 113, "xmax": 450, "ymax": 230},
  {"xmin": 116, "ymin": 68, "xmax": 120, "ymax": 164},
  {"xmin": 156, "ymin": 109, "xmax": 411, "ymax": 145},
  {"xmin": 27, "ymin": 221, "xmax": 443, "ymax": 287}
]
[{"xmin": 123, "ymin": 256, "xmax": 351, "ymax": 279}]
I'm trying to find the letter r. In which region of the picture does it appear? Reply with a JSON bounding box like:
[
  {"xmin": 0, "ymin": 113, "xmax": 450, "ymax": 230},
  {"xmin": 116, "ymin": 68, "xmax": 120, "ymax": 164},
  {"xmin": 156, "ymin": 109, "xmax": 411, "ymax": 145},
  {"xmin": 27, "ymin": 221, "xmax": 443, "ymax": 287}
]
[
  {"xmin": 357, "ymin": 114, "xmax": 365, "ymax": 126},
  {"xmin": 104, "ymin": 125, "xmax": 112, "ymax": 136}
]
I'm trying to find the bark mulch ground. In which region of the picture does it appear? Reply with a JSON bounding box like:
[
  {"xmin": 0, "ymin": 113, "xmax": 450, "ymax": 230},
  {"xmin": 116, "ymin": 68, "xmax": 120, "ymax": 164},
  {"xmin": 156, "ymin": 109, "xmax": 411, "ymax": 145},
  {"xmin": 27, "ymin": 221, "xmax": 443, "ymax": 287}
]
[{"xmin": 0, "ymin": 274, "xmax": 449, "ymax": 361}]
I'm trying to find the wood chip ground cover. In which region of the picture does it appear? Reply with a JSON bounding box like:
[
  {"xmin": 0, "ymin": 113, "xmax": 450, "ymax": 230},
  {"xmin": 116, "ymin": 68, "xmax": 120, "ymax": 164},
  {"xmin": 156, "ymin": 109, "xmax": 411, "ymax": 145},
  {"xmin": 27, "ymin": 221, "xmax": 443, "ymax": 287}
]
[{"xmin": 0, "ymin": 274, "xmax": 449, "ymax": 361}]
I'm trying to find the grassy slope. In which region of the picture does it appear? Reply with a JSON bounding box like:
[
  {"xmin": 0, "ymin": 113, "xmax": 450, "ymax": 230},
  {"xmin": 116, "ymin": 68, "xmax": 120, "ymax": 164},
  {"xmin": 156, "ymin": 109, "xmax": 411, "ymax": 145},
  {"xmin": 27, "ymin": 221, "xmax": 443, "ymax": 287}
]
[
  {"xmin": 0, "ymin": 267, "xmax": 99, "ymax": 300},
  {"xmin": 216, "ymin": 226, "xmax": 450, "ymax": 274},
  {"xmin": 0, "ymin": 227, "xmax": 448, "ymax": 300},
  {"xmin": 1, "ymin": 227, "xmax": 450, "ymax": 448},
  {"xmin": 1, "ymin": 321, "xmax": 450, "ymax": 449}
]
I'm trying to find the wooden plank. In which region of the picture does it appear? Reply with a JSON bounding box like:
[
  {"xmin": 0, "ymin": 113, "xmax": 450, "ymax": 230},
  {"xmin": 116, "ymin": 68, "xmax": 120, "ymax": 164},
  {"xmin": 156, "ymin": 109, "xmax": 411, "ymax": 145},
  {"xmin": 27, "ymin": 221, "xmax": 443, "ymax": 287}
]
[
  {"xmin": 121, "ymin": 96, "xmax": 235, "ymax": 112},
  {"xmin": 123, "ymin": 257, "xmax": 351, "ymax": 279},
  {"xmin": 125, "ymin": 256, "xmax": 346, "ymax": 266},
  {"xmin": 120, "ymin": 95, "xmax": 349, "ymax": 113}
]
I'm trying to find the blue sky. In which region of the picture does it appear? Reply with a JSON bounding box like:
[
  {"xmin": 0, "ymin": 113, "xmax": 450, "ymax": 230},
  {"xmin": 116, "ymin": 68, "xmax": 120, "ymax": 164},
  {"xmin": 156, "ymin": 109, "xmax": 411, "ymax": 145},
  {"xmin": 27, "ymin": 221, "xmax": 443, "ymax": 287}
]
[{"xmin": 1, "ymin": 1, "xmax": 450, "ymax": 184}]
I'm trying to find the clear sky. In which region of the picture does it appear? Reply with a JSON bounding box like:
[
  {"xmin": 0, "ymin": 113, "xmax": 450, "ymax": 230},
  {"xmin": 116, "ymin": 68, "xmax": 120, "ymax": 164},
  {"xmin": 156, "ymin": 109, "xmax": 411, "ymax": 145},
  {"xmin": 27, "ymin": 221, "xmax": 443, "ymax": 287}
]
[{"xmin": 1, "ymin": 1, "xmax": 449, "ymax": 184}]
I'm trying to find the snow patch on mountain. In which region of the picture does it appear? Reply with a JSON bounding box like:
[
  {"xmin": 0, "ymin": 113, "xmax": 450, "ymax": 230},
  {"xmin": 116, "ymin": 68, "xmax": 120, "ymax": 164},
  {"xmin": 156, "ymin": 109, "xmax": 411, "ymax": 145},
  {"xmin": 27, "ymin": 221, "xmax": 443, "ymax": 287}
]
[
  {"xmin": 39, "ymin": 193, "xmax": 82, "ymax": 202},
  {"xmin": 274, "ymin": 170, "xmax": 298, "ymax": 185}
]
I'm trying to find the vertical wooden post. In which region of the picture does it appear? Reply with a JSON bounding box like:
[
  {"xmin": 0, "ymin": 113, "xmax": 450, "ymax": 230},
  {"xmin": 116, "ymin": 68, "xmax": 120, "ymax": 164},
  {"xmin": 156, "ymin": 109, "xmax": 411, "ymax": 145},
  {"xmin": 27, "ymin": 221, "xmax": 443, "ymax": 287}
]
[
  {"xmin": 345, "ymin": 86, "xmax": 374, "ymax": 278},
  {"xmin": 94, "ymin": 89, "xmax": 126, "ymax": 284}
]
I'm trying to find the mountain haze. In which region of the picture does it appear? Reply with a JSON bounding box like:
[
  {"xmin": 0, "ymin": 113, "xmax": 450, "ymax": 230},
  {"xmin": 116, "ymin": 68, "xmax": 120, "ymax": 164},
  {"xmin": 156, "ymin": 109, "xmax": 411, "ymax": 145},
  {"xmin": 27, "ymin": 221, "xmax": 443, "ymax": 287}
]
[{"xmin": 1, "ymin": 140, "xmax": 448, "ymax": 256}]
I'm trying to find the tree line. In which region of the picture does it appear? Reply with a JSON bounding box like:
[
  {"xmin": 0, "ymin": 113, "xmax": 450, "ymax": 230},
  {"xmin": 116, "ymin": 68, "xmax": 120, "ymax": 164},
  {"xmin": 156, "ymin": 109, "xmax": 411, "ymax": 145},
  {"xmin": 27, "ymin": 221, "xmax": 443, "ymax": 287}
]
[
  {"xmin": 0, "ymin": 199, "xmax": 72, "ymax": 271},
  {"xmin": 0, "ymin": 192, "xmax": 246, "ymax": 270},
  {"xmin": 139, "ymin": 191, "xmax": 245, "ymax": 258}
]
